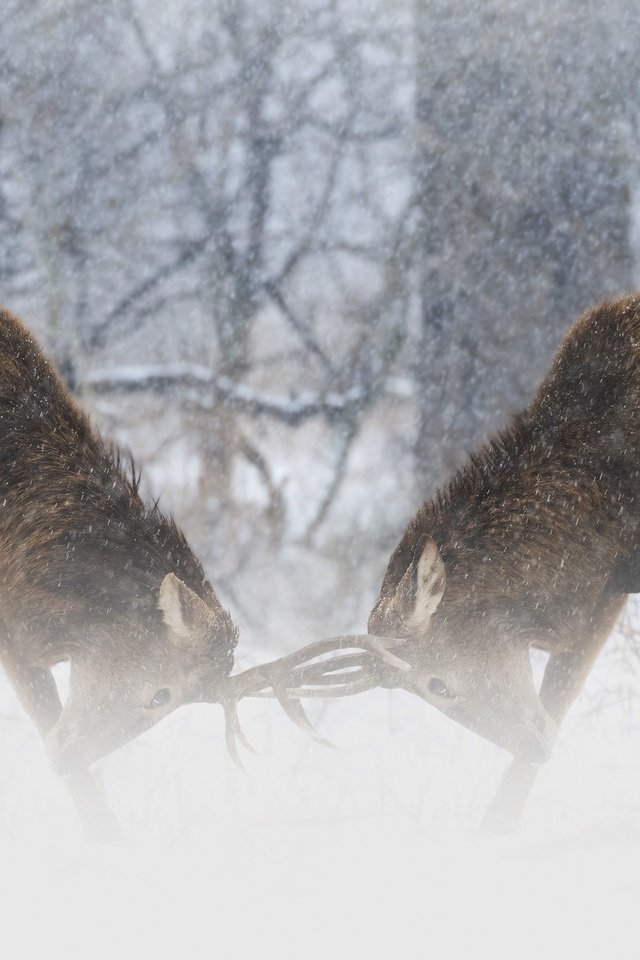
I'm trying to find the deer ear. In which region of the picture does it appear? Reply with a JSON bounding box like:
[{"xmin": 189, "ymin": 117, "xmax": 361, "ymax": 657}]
[
  {"xmin": 408, "ymin": 540, "xmax": 446, "ymax": 631},
  {"xmin": 158, "ymin": 573, "xmax": 211, "ymax": 644}
]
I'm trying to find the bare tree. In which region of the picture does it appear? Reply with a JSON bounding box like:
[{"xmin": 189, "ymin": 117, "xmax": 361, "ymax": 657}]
[
  {"xmin": 412, "ymin": 0, "xmax": 640, "ymax": 489},
  {"xmin": 2, "ymin": 0, "xmax": 640, "ymax": 635}
]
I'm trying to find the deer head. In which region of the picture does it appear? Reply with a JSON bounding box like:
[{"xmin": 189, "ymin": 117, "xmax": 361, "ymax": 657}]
[
  {"xmin": 45, "ymin": 573, "xmax": 238, "ymax": 774},
  {"xmin": 366, "ymin": 538, "xmax": 557, "ymax": 762}
]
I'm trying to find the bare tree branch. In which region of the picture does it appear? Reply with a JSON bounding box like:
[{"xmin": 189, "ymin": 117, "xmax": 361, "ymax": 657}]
[
  {"xmin": 264, "ymin": 282, "xmax": 336, "ymax": 375},
  {"xmin": 87, "ymin": 235, "xmax": 213, "ymax": 349},
  {"xmin": 239, "ymin": 432, "xmax": 286, "ymax": 539},
  {"xmin": 87, "ymin": 365, "xmax": 374, "ymax": 425},
  {"xmin": 304, "ymin": 416, "xmax": 359, "ymax": 539}
]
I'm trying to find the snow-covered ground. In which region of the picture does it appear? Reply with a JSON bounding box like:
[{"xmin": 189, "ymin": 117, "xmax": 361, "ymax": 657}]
[
  {"xmin": 1, "ymin": 608, "xmax": 640, "ymax": 960},
  {"xmin": 0, "ymin": 404, "xmax": 637, "ymax": 960}
]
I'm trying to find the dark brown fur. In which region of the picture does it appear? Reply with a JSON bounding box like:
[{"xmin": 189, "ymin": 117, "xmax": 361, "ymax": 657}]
[
  {"xmin": 0, "ymin": 311, "xmax": 231, "ymax": 647},
  {"xmin": 0, "ymin": 307, "xmax": 237, "ymax": 837},
  {"xmin": 369, "ymin": 294, "xmax": 640, "ymax": 829}
]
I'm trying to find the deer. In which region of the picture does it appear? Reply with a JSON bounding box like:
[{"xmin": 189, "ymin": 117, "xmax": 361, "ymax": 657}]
[
  {"xmin": 0, "ymin": 305, "xmax": 249, "ymax": 839},
  {"xmin": 234, "ymin": 294, "xmax": 640, "ymax": 832},
  {"xmin": 0, "ymin": 304, "xmax": 404, "ymax": 839}
]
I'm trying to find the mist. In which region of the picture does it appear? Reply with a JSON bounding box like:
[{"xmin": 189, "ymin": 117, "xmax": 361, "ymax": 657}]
[{"xmin": 1, "ymin": 1, "xmax": 640, "ymax": 958}]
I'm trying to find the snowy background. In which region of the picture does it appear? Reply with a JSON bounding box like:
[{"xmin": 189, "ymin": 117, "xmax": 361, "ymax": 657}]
[{"xmin": 2, "ymin": 1, "xmax": 640, "ymax": 957}]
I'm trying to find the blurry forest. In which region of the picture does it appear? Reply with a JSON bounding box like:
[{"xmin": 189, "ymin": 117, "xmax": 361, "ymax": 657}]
[{"xmin": 1, "ymin": 0, "xmax": 640, "ymax": 653}]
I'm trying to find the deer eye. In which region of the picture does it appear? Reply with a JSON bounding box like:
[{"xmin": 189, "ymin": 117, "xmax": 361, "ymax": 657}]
[
  {"xmin": 146, "ymin": 687, "xmax": 171, "ymax": 710},
  {"xmin": 428, "ymin": 677, "xmax": 452, "ymax": 698}
]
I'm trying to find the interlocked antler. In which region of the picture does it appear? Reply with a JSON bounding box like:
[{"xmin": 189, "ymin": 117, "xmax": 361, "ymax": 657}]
[{"xmin": 219, "ymin": 634, "xmax": 410, "ymax": 768}]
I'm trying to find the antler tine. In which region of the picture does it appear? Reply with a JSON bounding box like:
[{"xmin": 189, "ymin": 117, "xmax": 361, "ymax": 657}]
[
  {"xmin": 219, "ymin": 664, "xmax": 275, "ymax": 768},
  {"xmin": 271, "ymin": 689, "xmax": 337, "ymax": 748},
  {"xmin": 267, "ymin": 634, "xmax": 411, "ymax": 676},
  {"xmin": 246, "ymin": 654, "xmax": 381, "ymax": 699},
  {"xmin": 254, "ymin": 674, "xmax": 382, "ymax": 699},
  {"xmin": 222, "ymin": 698, "xmax": 254, "ymax": 771},
  {"xmin": 358, "ymin": 635, "xmax": 412, "ymax": 673},
  {"xmin": 287, "ymin": 652, "xmax": 380, "ymax": 685},
  {"xmin": 218, "ymin": 633, "xmax": 411, "ymax": 762},
  {"xmin": 223, "ymin": 663, "xmax": 279, "ymax": 699},
  {"xmin": 287, "ymin": 665, "xmax": 374, "ymax": 687}
]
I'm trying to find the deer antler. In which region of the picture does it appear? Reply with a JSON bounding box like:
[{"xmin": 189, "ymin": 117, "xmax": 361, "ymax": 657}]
[{"xmin": 219, "ymin": 634, "xmax": 411, "ymax": 768}]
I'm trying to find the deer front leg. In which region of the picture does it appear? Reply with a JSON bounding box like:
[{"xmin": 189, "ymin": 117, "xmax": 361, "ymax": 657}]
[
  {"xmin": 2, "ymin": 658, "xmax": 123, "ymax": 842},
  {"xmin": 481, "ymin": 593, "xmax": 626, "ymax": 834},
  {"xmin": 480, "ymin": 653, "xmax": 590, "ymax": 834}
]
